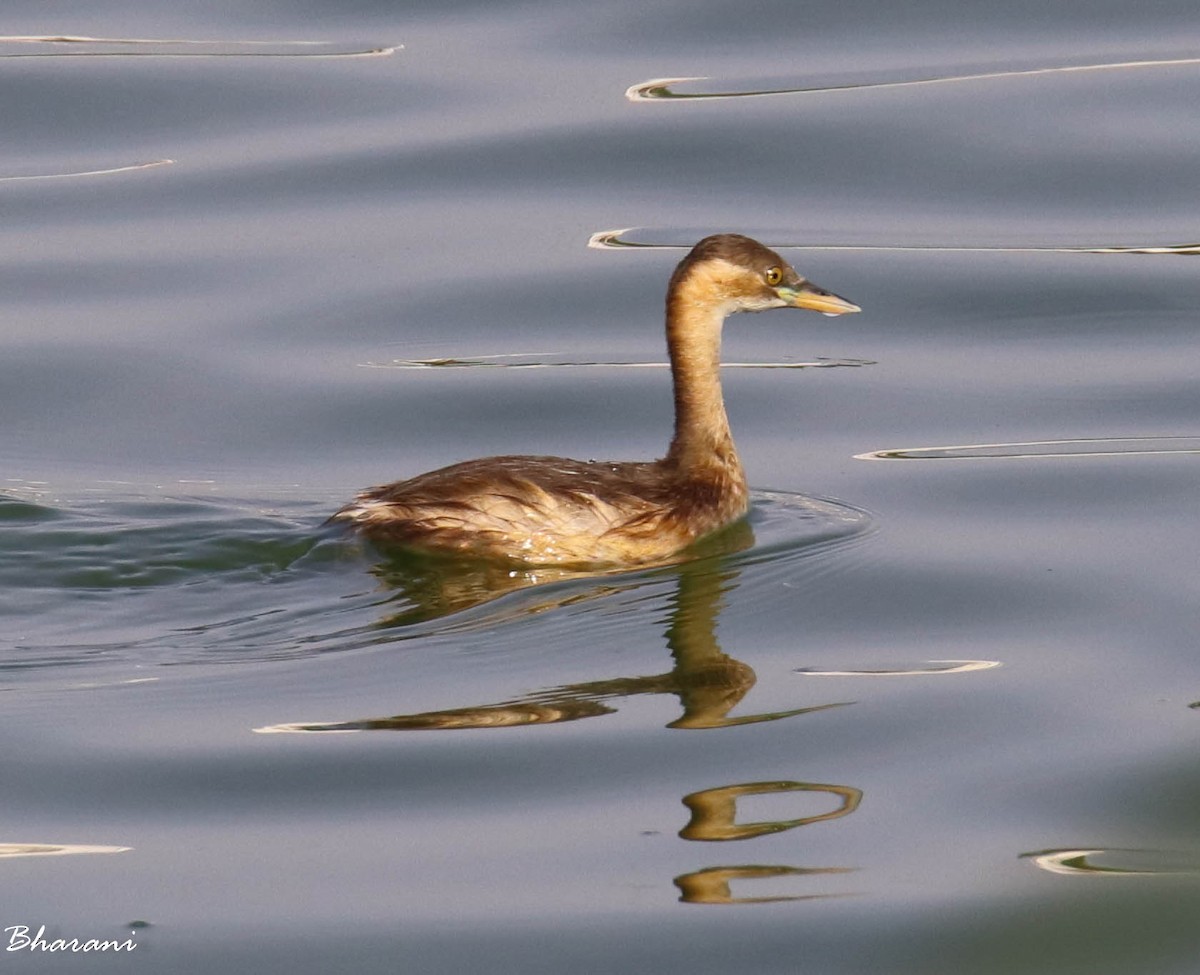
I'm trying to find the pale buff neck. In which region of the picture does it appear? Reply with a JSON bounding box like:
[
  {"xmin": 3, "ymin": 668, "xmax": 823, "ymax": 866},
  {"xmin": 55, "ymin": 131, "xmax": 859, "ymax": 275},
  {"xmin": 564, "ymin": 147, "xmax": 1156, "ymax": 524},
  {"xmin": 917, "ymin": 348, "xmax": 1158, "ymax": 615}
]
[{"xmin": 662, "ymin": 279, "xmax": 745, "ymax": 483}]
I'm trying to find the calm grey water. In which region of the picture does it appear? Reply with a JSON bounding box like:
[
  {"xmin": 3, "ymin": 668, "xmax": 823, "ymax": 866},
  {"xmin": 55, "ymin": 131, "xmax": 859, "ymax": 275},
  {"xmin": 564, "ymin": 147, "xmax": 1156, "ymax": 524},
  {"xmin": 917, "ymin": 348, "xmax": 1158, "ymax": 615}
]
[{"xmin": 3, "ymin": 1, "xmax": 1200, "ymax": 972}]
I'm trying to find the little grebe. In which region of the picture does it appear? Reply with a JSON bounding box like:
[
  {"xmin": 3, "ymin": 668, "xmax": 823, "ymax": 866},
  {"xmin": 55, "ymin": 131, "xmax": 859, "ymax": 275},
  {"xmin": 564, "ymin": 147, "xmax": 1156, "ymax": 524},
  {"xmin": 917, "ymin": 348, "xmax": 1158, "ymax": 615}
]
[{"xmin": 331, "ymin": 233, "xmax": 859, "ymax": 566}]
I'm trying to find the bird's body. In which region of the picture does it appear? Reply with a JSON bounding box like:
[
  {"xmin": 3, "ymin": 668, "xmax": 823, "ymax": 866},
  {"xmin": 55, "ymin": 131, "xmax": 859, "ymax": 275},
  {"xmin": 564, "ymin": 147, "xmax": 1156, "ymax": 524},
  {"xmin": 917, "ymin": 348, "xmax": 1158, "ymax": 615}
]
[
  {"xmin": 339, "ymin": 454, "xmax": 747, "ymax": 565},
  {"xmin": 331, "ymin": 234, "xmax": 859, "ymax": 566}
]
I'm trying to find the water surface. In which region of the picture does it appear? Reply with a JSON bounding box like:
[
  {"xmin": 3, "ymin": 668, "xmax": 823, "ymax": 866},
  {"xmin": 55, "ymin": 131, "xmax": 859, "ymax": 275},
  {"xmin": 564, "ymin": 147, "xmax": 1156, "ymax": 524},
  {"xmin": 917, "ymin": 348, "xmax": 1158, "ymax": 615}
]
[{"xmin": 4, "ymin": 0, "xmax": 1200, "ymax": 972}]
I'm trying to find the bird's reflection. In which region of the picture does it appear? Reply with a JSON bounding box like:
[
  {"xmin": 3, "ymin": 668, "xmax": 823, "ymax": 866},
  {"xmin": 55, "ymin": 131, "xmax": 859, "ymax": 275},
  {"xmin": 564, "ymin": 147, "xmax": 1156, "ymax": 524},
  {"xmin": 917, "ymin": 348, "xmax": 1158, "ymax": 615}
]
[
  {"xmin": 263, "ymin": 519, "xmax": 866, "ymax": 907},
  {"xmin": 670, "ymin": 780, "xmax": 863, "ymax": 905},
  {"xmin": 679, "ymin": 781, "xmax": 863, "ymax": 841},
  {"xmin": 672, "ymin": 865, "xmax": 856, "ymax": 905},
  {"xmin": 259, "ymin": 520, "xmax": 852, "ymax": 733}
]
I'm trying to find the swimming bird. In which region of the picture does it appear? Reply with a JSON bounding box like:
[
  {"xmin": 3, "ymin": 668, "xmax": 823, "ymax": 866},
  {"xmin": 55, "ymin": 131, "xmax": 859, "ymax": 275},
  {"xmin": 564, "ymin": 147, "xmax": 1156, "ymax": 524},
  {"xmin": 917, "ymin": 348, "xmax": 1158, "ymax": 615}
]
[{"xmin": 331, "ymin": 233, "xmax": 859, "ymax": 566}]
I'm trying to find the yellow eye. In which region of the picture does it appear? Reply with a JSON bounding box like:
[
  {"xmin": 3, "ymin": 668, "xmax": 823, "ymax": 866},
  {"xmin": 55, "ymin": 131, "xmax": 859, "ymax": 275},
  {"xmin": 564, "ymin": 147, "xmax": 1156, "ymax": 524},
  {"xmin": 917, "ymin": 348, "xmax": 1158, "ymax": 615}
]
[{"xmin": 764, "ymin": 266, "xmax": 783, "ymax": 286}]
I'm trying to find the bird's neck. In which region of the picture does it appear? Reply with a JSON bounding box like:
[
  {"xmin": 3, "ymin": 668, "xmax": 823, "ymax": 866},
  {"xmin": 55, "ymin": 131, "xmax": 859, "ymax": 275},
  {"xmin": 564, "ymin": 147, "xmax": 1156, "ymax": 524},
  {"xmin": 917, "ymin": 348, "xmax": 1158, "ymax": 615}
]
[{"xmin": 663, "ymin": 281, "xmax": 745, "ymax": 488}]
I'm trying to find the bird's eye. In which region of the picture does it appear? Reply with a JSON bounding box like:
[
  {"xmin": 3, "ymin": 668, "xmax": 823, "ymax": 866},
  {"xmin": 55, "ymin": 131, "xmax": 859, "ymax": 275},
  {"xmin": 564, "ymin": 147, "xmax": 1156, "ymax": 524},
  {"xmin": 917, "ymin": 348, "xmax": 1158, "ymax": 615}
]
[{"xmin": 764, "ymin": 267, "xmax": 783, "ymax": 286}]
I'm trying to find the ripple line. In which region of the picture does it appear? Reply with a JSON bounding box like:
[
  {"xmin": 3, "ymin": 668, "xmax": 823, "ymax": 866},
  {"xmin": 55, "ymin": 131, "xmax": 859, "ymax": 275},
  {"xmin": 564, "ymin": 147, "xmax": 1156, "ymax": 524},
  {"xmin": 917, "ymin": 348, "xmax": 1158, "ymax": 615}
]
[
  {"xmin": 795, "ymin": 660, "xmax": 1000, "ymax": 676},
  {"xmin": 0, "ymin": 35, "xmax": 399, "ymax": 58},
  {"xmin": 1026, "ymin": 849, "xmax": 1148, "ymax": 876},
  {"xmin": 361, "ymin": 352, "xmax": 873, "ymax": 371},
  {"xmin": 0, "ymin": 159, "xmax": 174, "ymax": 182},
  {"xmin": 588, "ymin": 228, "xmax": 1200, "ymax": 256},
  {"xmin": 0, "ymin": 842, "xmax": 131, "ymax": 858},
  {"xmin": 626, "ymin": 56, "xmax": 1200, "ymax": 101},
  {"xmin": 1022, "ymin": 848, "xmax": 1200, "ymax": 876},
  {"xmin": 856, "ymin": 437, "xmax": 1200, "ymax": 461},
  {"xmin": 587, "ymin": 228, "xmax": 665, "ymax": 249}
]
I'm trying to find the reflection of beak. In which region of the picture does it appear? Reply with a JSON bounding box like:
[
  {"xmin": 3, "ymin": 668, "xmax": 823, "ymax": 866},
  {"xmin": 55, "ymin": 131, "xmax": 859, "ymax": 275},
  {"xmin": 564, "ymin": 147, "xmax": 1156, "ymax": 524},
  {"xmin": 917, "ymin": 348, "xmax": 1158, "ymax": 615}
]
[{"xmin": 777, "ymin": 281, "xmax": 861, "ymax": 316}]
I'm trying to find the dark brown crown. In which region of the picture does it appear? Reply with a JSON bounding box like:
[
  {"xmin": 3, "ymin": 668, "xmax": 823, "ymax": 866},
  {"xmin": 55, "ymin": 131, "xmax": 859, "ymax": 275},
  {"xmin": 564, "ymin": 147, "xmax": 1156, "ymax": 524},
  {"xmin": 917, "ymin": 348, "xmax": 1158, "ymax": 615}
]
[
  {"xmin": 685, "ymin": 234, "xmax": 785, "ymax": 269},
  {"xmin": 668, "ymin": 233, "xmax": 791, "ymax": 292}
]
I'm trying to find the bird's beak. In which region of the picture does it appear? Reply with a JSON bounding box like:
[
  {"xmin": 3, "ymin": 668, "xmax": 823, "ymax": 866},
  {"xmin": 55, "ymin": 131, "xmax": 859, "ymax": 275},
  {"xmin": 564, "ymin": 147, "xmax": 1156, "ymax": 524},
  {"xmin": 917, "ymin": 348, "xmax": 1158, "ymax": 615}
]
[{"xmin": 777, "ymin": 281, "xmax": 861, "ymax": 316}]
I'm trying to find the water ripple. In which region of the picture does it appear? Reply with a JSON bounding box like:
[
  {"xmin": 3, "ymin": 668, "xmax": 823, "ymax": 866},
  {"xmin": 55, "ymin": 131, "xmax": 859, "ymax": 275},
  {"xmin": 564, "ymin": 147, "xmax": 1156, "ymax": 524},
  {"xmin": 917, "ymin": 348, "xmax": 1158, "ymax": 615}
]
[
  {"xmin": 2, "ymin": 488, "xmax": 871, "ymax": 677},
  {"xmin": 0, "ymin": 493, "xmax": 383, "ymax": 671},
  {"xmin": 626, "ymin": 56, "xmax": 1200, "ymax": 102},
  {"xmin": 857, "ymin": 437, "xmax": 1200, "ymax": 461},
  {"xmin": 0, "ymin": 35, "xmax": 398, "ymax": 58},
  {"xmin": 0, "ymin": 842, "xmax": 130, "ymax": 858},
  {"xmin": 362, "ymin": 351, "xmax": 874, "ymax": 371},
  {"xmin": 0, "ymin": 159, "xmax": 174, "ymax": 182},
  {"xmin": 1022, "ymin": 848, "xmax": 1200, "ymax": 877},
  {"xmin": 588, "ymin": 228, "xmax": 1200, "ymax": 257},
  {"xmin": 794, "ymin": 660, "xmax": 1000, "ymax": 676}
]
